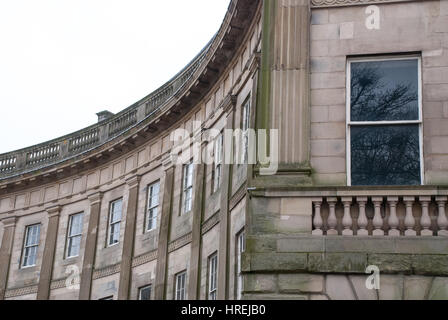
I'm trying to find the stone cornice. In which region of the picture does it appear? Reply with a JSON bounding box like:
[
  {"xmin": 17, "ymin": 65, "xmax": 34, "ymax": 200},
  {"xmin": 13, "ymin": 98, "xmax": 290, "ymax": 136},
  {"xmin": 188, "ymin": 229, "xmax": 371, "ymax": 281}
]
[
  {"xmin": 0, "ymin": 0, "xmax": 261, "ymax": 192},
  {"xmin": 311, "ymin": 0, "xmax": 418, "ymax": 8}
]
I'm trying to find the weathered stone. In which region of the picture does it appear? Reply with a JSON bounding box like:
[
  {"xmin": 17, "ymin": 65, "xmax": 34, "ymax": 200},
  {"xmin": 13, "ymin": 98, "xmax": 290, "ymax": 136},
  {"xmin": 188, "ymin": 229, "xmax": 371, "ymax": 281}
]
[
  {"xmin": 404, "ymin": 276, "xmax": 433, "ymax": 300},
  {"xmin": 246, "ymin": 253, "xmax": 308, "ymax": 273},
  {"xmin": 278, "ymin": 274, "xmax": 324, "ymax": 293},
  {"xmin": 244, "ymin": 274, "xmax": 277, "ymax": 293},
  {"xmin": 378, "ymin": 275, "xmax": 404, "ymax": 300},
  {"xmin": 326, "ymin": 275, "xmax": 356, "ymax": 300},
  {"xmin": 427, "ymin": 278, "xmax": 448, "ymax": 300},
  {"xmin": 412, "ymin": 255, "xmax": 448, "ymax": 276},
  {"xmin": 368, "ymin": 254, "xmax": 413, "ymax": 274},
  {"xmin": 308, "ymin": 253, "xmax": 367, "ymax": 274}
]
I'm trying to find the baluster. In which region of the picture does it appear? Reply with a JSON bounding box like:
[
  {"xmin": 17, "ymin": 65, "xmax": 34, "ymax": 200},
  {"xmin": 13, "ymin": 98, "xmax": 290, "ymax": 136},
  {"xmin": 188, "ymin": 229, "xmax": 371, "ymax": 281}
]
[
  {"xmin": 342, "ymin": 197, "xmax": 353, "ymax": 236},
  {"xmin": 437, "ymin": 197, "xmax": 448, "ymax": 237},
  {"xmin": 372, "ymin": 197, "xmax": 384, "ymax": 236},
  {"xmin": 357, "ymin": 197, "xmax": 369, "ymax": 236},
  {"xmin": 312, "ymin": 199, "xmax": 324, "ymax": 236},
  {"xmin": 327, "ymin": 197, "xmax": 338, "ymax": 236},
  {"xmin": 404, "ymin": 197, "xmax": 417, "ymax": 236},
  {"xmin": 419, "ymin": 196, "xmax": 433, "ymax": 236},
  {"xmin": 387, "ymin": 197, "xmax": 400, "ymax": 237}
]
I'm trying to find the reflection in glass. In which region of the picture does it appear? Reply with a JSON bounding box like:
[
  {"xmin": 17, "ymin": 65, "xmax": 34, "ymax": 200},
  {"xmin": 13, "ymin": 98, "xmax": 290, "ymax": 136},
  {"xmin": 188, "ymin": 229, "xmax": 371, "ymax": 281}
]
[
  {"xmin": 351, "ymin": 125, "xmax": 421, "ymax": 186},
  {"xmin": 351, "ymin": 59, "xmax": 419, "ymax": 122}
]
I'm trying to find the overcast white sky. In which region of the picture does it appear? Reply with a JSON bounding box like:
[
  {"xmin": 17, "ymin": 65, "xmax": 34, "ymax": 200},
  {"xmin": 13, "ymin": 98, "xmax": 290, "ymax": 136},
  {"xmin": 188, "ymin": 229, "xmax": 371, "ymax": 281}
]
[{"xmin": 0, "ymin": 0, "xmax": 230, "ymax": 154}]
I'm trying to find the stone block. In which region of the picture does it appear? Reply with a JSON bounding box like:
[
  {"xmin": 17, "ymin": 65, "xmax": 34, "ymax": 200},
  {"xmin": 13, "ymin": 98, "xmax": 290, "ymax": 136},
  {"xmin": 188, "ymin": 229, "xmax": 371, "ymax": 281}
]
[
  {"xmin": 311, "ymin": 40, "xmax": 329, "ymax": 57},
  {"xmin": 311, "ymin": 72, "xmax": 346, "ymax": 90},
  {"xmin": 311, "ymin": 140, "xmax": 346, "ymax": 157},
  {"xmin": 277, "ymin": 237, "xmax": 325, "ymax": 253},
  {"xmin": 339, "ymin": 22, "xmax": 354, "ymax": 40},
  {"xmin": 245, "ymin": 237, "xmax": 277, "ymax": 253},
  {"xmin": 412, "ymin": 255, "xmax": 448, "ymax": 276},
  {"xmin": 427, "ymin": 278, "xmax": 448, "ymax": 300},
  {"xmin": 326, "ymin": 275, "xmax": 356, "ymax": 300},
  {"xmin": 404, "ymin": 276, "xmax": 433, "ymax": 300},
  {"xmin": 310, "ymin": 57, "xmax": 346, "ymax": 74},
  {"xmin": 349, "ymin": 275, "xmax": 378, "ymax": 300},
  {"xmin": 311, "ymin": 24, "xmax": 339, "ymax": 41},
  {"xmin": 308, "ymin": 253, "xmax": 367, "ymax": 274},
  {"xmin": 309, "ymin": 294, "xmax": 329, "ymax": 300},
  {"xmin": 311, "ymin": 10, "xmax": 328, "ymax": 25},
  {"xmin": 243, "ymin": 294, "xmax": 308, "ymax": 300},
  {"xmin": 311, "ymin": 157, "xmax": 346, "ymax": 174},
  {"xmin": 278, "ymin": 274, "xmax": 324, "ymax": 293},
  {"xmin": 378, "ymin": 275, "xmax": 404, "ymax": 300},
  {"xmin": 244, "ymin": 274, "xmax": 277, "ymax": 293},
  {"xmin": 368, "ymin": 254, "xmax": 413, "ymax": 274},
  {"xmin": 247, "ymin": 253, "xmax": 308, "ymax": 273},
  {"xmin": 311, "ymin": 123, "xmax": 346, "ymax": 140},
  {"xmin": 311, "ymin": 106, "xmax": 329, "ymax": 123}
]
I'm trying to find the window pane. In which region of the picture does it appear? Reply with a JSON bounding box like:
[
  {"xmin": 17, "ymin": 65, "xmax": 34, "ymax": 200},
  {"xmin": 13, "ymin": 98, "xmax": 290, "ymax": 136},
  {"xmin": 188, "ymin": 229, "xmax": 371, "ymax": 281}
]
[
  {"xmin": 139, "ymin": 286, "xmax": 151, "ymax": 300},
  {"xmin": 70, "ymin": 214, "xmax": 83, "ymax": 236},
  {"xmin": 351, "ymin": 59, "xmax": 419, "ymax": 122},
  {"xmin": 351, "ymin": 124, "xmax": 421, "ymax": 186}
]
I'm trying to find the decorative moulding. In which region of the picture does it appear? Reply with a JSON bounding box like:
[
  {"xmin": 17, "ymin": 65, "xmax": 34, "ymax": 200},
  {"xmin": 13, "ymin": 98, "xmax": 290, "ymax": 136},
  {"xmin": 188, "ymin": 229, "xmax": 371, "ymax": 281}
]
[{"xmin": 311, "ymin": 0, "xmax": 416, "ymax": 8}]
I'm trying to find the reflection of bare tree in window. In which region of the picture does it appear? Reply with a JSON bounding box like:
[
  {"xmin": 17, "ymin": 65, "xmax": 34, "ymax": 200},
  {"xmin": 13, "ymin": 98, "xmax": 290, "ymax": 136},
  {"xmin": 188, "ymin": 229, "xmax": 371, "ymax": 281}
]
[
  {"xmin": 351, "ymin": 125, "xmax": 421, "ymax": 186},
  {"xmin": 350, "ymin": 61, "xmax": 421, "ymax": 186},
  {"xmin": 351, "ymin": 64, "xmax": 419, "ymax": 121}
]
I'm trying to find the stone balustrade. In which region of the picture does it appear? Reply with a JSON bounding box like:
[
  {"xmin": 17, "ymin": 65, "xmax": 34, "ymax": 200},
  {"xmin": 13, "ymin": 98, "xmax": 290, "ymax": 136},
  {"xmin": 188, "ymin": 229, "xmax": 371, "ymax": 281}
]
[
  {"xmin": 0, "ymin": 41, "xmax": 209, "ymax": 180},
  {"xmin": 312, "ymin": 195, "xmax": 448, "ymax": 237}
]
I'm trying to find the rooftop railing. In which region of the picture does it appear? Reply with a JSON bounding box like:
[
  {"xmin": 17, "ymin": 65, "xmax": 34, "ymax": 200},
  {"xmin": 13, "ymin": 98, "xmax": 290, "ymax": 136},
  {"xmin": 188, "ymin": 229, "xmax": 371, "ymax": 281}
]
[{"xmin": 0, "ymin": 40, "xmax": 210, "ymax": 180}]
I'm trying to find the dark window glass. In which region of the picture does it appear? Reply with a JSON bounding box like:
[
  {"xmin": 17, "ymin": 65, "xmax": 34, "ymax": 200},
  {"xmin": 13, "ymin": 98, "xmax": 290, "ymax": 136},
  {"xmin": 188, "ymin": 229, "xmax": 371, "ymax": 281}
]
[
  {"xmin": 351, "ymin": 124, "xmax": 421, "ymax": 186},
  {"xmin": 139, "ymin": 286, "xmax": 151, "ymax": 300},
  {"xmin": 351, "ymin": 59, "xmax": 419, "ymax": 122}
]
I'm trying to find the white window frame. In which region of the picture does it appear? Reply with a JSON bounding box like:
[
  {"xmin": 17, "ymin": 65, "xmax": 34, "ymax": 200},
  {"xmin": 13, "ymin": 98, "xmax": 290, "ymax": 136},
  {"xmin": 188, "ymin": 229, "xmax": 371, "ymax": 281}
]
[
  {"xmin": 236, "ymin": 229, "xmax": 245, "ymax": 300},
  {"xmin": 107, "ymin": 198, "xmax": 123, "ymax": 247},
  {"xmin": 22, "ymin": 224, "xmax": 41, "ymax": 268},
  {"xmin": 146, "ymin": 181, "xmax": 160, "ymax": 232},
  {"xmin": 213, "ymin": 133, "xmax": 223, "ymax": 193},
  {"xmin": 175, "ymin": 271, "xmax": 187, "ymax": 300},
  {"xmin": 66, "ymin": 213, "xmax": 84, "ymax": 259},
  {"xmin": 346, "ymin": 55, "xmax": 424, "ymax": 187},
  {"xmin": 182, "ymin": 162, "xmax": 194, "ymax": 215},
  {"xmin": 138, "ymin": 285, "xmax": 152, "ymax": 300},
  {"xmin": 208, "ymin": 253, "xmax": 218, "ymax": 300}
]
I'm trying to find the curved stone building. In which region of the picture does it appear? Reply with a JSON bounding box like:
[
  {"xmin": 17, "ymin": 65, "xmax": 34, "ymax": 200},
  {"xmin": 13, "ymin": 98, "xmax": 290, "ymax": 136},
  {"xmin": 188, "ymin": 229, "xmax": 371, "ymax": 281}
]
[{"xmin": 0, "ymin": 0, "xmax": 448, "ymax": 300}]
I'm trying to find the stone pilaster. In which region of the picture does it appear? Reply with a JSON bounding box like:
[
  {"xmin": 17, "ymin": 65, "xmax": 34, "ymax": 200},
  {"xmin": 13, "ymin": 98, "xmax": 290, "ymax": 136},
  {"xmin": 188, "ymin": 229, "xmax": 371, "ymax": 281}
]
[
  {"xmin": 79, "ymin": 192, "xmax": 103, "ymax": 300},
  {"xmin": 37, "ymin": 206, "xmax": 61, "ymax": 300},
  {"xmin": 188, "ymin": 134, "xmax": 206, "ymax": 300},
  {"xmin": 217, "ymin": 97, "xmax": 236, "ymax": 300},
  {"xmin": 118, "ymin": 175, "xmax": 141, "ymax": 300},
  {"xmin": 154, "ymin": 158, "xmax": 175, "ymax": 300},
  {"xmin": 0, "ymin": 216, "xmax": 17, "ymax": 300}
]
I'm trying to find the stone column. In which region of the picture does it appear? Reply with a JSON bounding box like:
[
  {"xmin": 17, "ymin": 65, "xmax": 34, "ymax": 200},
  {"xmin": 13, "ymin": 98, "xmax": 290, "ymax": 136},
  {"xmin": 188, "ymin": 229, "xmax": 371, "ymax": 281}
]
[
  {"xmin": 118, "ymin": 175, "xmax": 141, "ymax": 300},
  {"xmin": 79, "ymin": 192, "xmax": 103, "ymax": 300},
  {"xmin": 0, "ymin": 216, "xmax": 17, "ymax": 300},
  {"xmin": 217, "ymin": 97, "xmax": 236, "ymax": 300},
  {"xmin": 37, "ymin": 206, "xmax": 61, "ymax": 300},
  {"xmin": 257, "ymin": 0, "xmax": 311, "ymax": 182},
  {"xmin": 154, "ymin": 160, "xmax": 175, "ymax": 300}
]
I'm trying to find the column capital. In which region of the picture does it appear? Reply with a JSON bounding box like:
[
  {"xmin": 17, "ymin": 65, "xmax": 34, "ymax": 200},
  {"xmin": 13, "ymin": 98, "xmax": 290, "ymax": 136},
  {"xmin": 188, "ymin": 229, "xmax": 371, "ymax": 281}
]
[
  {"xmin": 1, "ymin": 216, "xmax": 17, "ymax": 228},
  {"xmin": 87, "ymin": 192, "xmax": 103, "ymax": 205},
  {"xmin": 222, "ymin": 94, "xmax": 237, "ymax": 114},
  {"xmin": 125, "ymin": 175, "xmax": 141, "ymax": 189},
  {"xmin": 45, "ymin": 205, "xmax": 61, "ymax": 218}
]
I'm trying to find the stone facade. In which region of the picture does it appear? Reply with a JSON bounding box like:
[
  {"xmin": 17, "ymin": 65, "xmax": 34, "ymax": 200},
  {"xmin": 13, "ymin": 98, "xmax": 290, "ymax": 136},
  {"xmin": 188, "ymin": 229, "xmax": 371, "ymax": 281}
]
[{"xmin": 0, "ymin": 0, "xmax": 447, "ymax": 300}]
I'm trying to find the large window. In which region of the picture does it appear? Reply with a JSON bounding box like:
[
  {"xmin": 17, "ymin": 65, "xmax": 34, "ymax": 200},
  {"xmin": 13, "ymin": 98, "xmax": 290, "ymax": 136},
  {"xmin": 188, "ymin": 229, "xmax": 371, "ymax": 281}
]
[
  {"xmin": 22, "ymin": 224, "xmax": 41, "ymax": 268},
  {"xmin": 108, "ymin": 198, "xmax": 123, "ymax": 247},
  {"xmin": 213, "ymin": 133, "xmax": 223, "ymax": 193},
  {"xmin": 208, "ymin": 253, "xmax": 218, "ymax": 300},
  {"xmin": 347, "ymin": 56, "xmax": 423, "ymax": 186},
  {"xmin": 175, "ymin": 271, "xmax": 187, "ymax": 300},
  {"xmin": 182, "ymin": 162, "xmax": 194, "ymax": 214},
  {"xmin": 66, "ymin": 213, "xmax": 83, "ymax": 258},
  {"xmin": 241, "ymin": 96, "xmax": 251, "ymax": 164},
  {"xmin": 146, "ymin": 182, "xmax": 160, "ymax": 232},
  {"xmin": 236, "ymin": 230, "xmax": 245, "ymax": 300},
  {"xmin": 139, "ymin": 285, "xmax": 152, "ymax": 300}
]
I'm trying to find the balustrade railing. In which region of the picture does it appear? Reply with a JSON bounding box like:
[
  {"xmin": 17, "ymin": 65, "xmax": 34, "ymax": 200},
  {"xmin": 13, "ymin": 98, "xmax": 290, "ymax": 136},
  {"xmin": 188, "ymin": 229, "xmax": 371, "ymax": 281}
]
[
  {"xmin": 0, "ymin": 41, "xmax": 211, "ymax": 179},
  {"xmin": 313, "ymin": 195, "xmax": 448, "ymax": 237}
]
